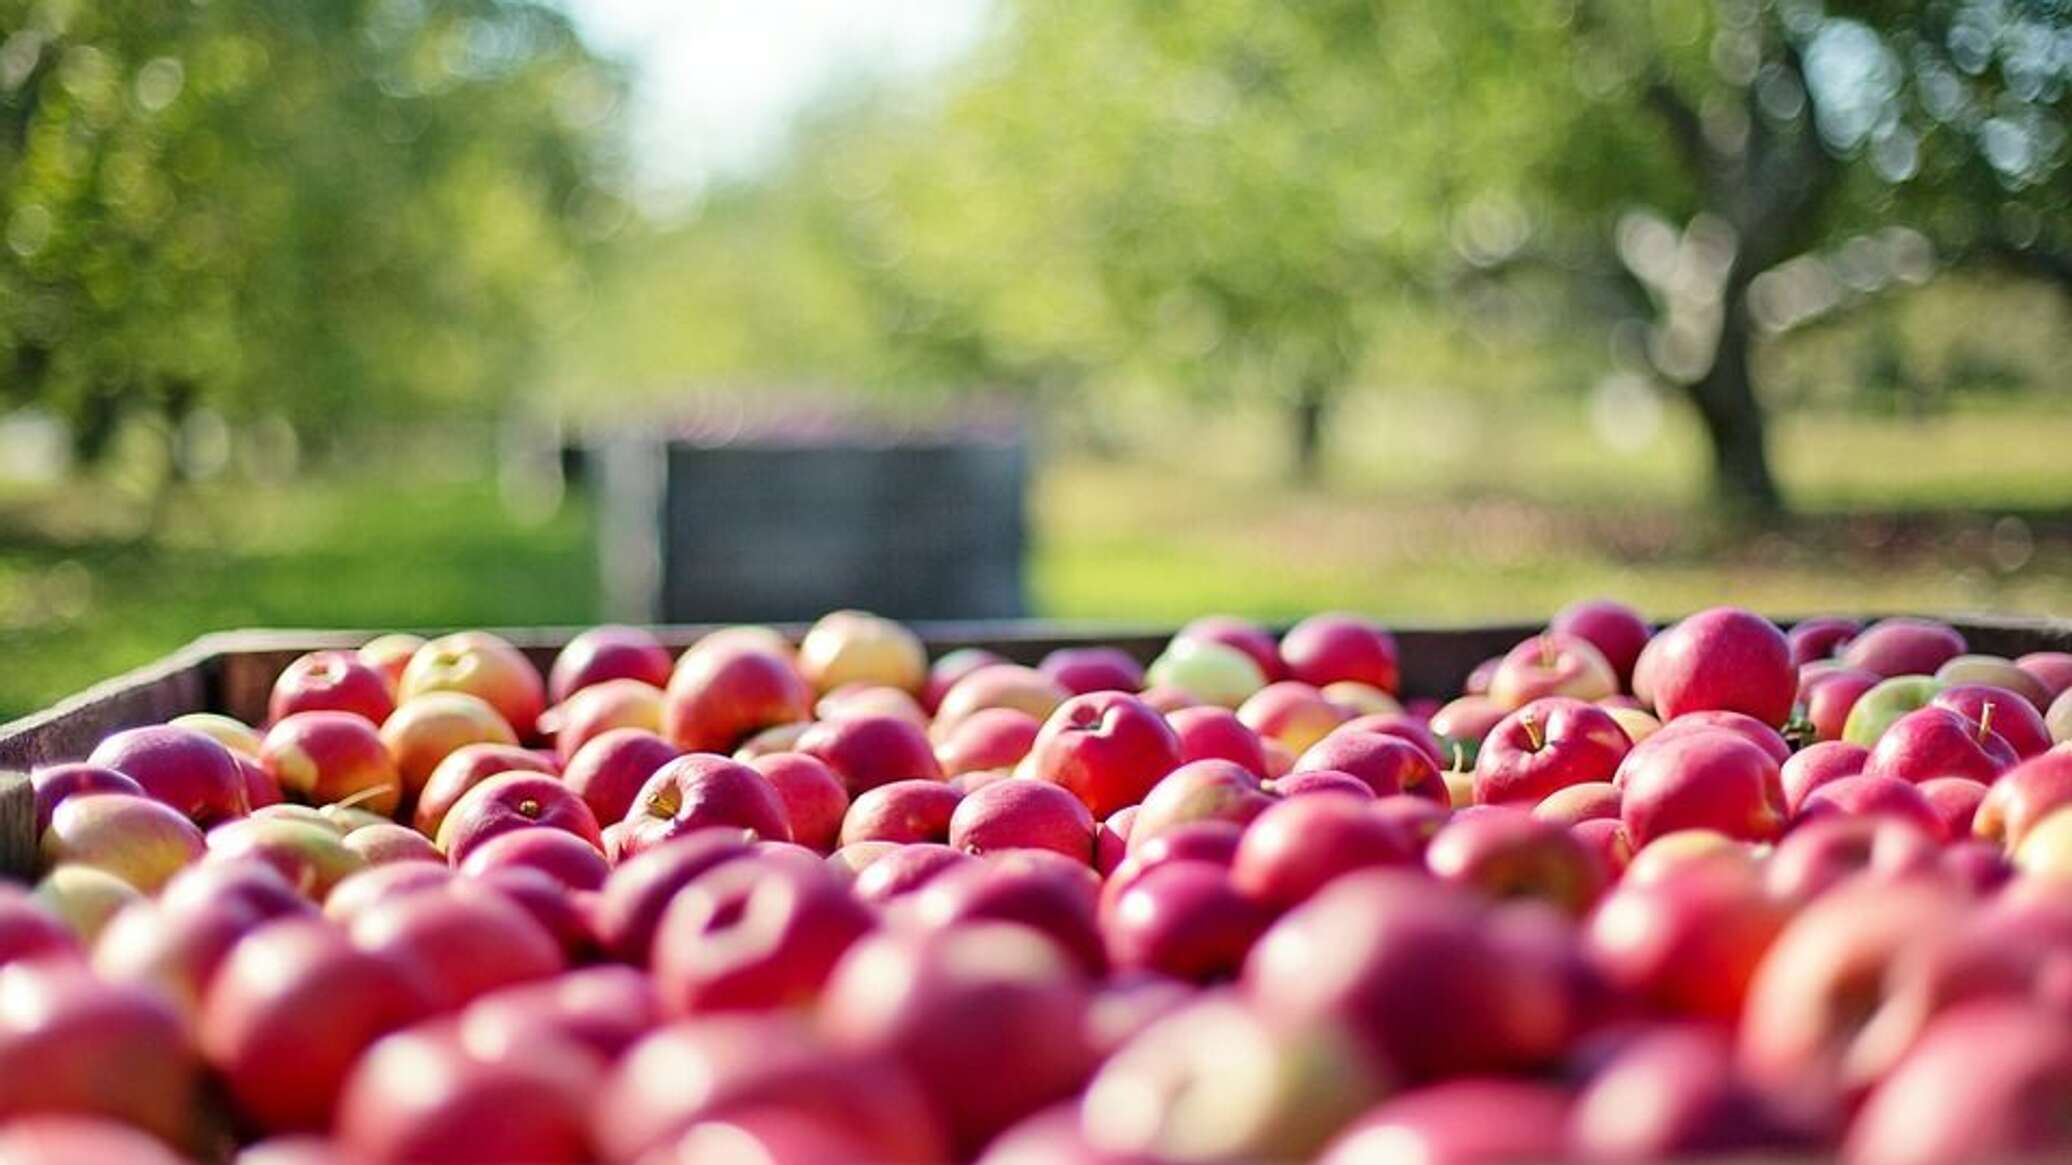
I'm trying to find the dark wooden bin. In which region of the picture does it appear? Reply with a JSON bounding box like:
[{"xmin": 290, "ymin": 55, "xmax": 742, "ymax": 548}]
[{"xmin": 5, "ymin": 615, "xmax": 2069, "ymax": 882}]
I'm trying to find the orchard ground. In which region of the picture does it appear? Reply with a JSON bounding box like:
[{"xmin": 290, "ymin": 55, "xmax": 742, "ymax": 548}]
[{"xmin": 3, "ymin": 398, "xmax": 2070, "ymax": 720}]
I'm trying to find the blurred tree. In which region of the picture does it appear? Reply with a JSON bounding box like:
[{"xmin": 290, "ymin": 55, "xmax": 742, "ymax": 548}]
[{"xmin": 0, "ymin": 0, "xmax": 623, "ymax": 464}]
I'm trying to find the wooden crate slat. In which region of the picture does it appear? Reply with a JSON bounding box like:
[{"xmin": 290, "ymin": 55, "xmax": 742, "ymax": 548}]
[{"xmin": 0, "ymin": 772, "xmax": 31, "ymax": 882}]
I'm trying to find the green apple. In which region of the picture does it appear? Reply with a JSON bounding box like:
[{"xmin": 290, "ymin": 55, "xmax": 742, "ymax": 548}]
[
  {"xmin": 1146, "ymin": 639, "xmax": 1268, "ymax": 708},
  {"xmin": 1842, "ymin": 676, "xmax": 1945, "ymax": 747}
]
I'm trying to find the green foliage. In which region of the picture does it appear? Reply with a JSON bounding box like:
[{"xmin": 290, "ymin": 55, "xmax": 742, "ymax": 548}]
[{"xmin": 0, "ymin": 0, "xmax": 625, "ymax": 453}]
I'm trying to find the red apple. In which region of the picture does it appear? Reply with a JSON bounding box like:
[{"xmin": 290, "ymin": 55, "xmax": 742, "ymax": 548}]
[
  {"xmin": 851, "ymin": 843, "xmax": 976, "ymax": 905},
  {"xmin": 1335, "ymin": 713, "xmax": 1447, "ymax": 767},
  {"xmin": 205, "ymin": 816, "xmax": 366, "ymax": 900},
  {"xmin": 1862, "ymin": 704, "xmax": 2017, "ymax": 785},
  {"xmin": 593, "ymin": 833, "xmax": 759, "ymax": 963},
  {"xmin": 324, "ymin": 863, "xmax": 456, "ymax": 929},
  {"xmin": 1471, "ymin": 697, "xmax": 1629, "ymax": 806},
  {"xmin": 1126, "ymin": 760, "xmax": 1272, "ymax": 854},
  {"xmin": 923, "ymin": 647, "xmax": 1006, "ymax": 713},
  {"xmin": 617, "ymin": 754, "xmax": 791, "ymax": 858},
  {"xmin": 949, "ymin": 777, "xmax": 1097, "ymax": 861},
  {"xmin": 381, "ymin": 692, "xmax": 519, "ymax": 801},
  {"xmin": 458, "ymin": 826, "xmax": 609, "ymax": 890},
  {"xmin": 1243, "ymin": 871, "xmax": 1566, "ymax": 1080},
  {"xmin": 1843, "ymin": 1000, "xmax": 2072, "ymax": 1165},
  {"xmin": 1424, "ymin": 807, "xmax": 1606, "ymax": 915},
  {"xmin": 236, "ymin": 754, "xmax": 283, "ymax": 811},
  {"xmin": 1040, "ymin": 647, "xmax": 1146, "ymax": 696},
  {"xmin": 1585, "ymin": 859, "xmax": 1790, "ymax": 1023},
  {"xmin": 839, "ymin": 779, "xmax": 962, "ymax": 846},
  {"xmin": 1486, "ymin": 633, "xmax": 1618, "ymax": 711},
  {"xmin": 1102, "ymin": 860, "xmax": 1273, "ymax": 981},
  {"xmin": 1571, "ymin": 1024, "xmax": 1809, "ymax": 1161},
  {"xmin": 1290, "ymin": 729, "xmax": 1444, "ymax": 802},
  {"xmin": 1763, "ymin": 815, "xmax": 1939, "ymax": 903},
  {"xmin": 202, "ymin": 916, "xmax": 438, "ymax": 1131},
  {"xmin": 335, "ymin": 1020, "xmax": 596, "ymax": 1165},
  {"xmin": 27, "ymin": 764, "xmax": 143, "ymax": 835},
  {"xmin": 2017, "ymin": 651, "xmax": 2072, "ymax": 701},
  {"xmin": 459, "ymin": 964, "xmax": 660, "ymax": 1064},
  {"xmin": 1571, "ymin": 818, "xmax": 1634, "ymax": 879},
  {"xmin": 549, "ymin": 624, "xmax": 673, "ymax": 704},
  {"xmin": 92, "ymin": 890, "xmax": 278, "ymax": 1025},
  {"xmin": 1618, "ymin": 730, "xmax": 1784, "ymax": 847},
  {"xmin": 1236, "ymin": 682, "xmax": 1350, "ymax": 755},
  {"xmin": 1787, "ymin": 615, "xmax": 1860, "ymax": 667},
  {"xmin": 1779, "ymin": 740, "xmax": 1870, "ymax": 813},
  {"xmin": 663, "ymin": 645, "xmax": 812, "ymax": 754},
  {"xmin": 358, "ymin": 633, "xmax": 425, "ymax": 691},
  {"xmin": 1532, "ymin": 781, "xmax": 1621, "ymax": 826},
  {"xmin": 1268, "ymin": 769, "xmax": 1375, "ymax": 800},
  {"xmin": 651, "ymin": 857, "xmax": 875, "ymax": 1015},
  {"xmin": 0, "ymin": 1116, "xmax": 194, "ymax": 1165},
  {"xmin": 85, "ymin": 724, "xmax": 247, "ymax": 826},
  {"xmin": 935, "ymin": 707, "xmax": 1043, "ymax": 777},
  {"xmin": 1935, "ymin": 655, "xmax": 2052, "ymax": 710},
  {"xmin": 1646, "ymin": 607, "xmax": 1795, "ymax": 727},
  {"xmin": 1177, "ymin": 614, "xmax": 1285, "ymax": 682},
  {"xmin": 797, "ymin": 610, "xmax": 927, "ymax": 694},
  {"xmin": 935, "ymin": 664, "xmax": 1072, "ymax": 734},
  {"xmin": 747, "ymin": 752, "xmax": 848, "ymax": 853},
  {"xmin": 1164, "ymin": 705, "xmax": 1270, "ymax": 774},
  {"xmin": 436, "ymin": 771, "xmax": 602, "ymax": 865},
  {"xmin": 1931, "ymin": 682, "xmax": 2052, "ymax": 758},
  {"xmin": 400, "ymin": 631, "xmax": 547, "ymax": 737},
  {"xmin": 1226, "ymin": 787, "xmax": 1425, "ymax": 907},
  {"xmin": 0, "ymin": 960, "xmax": 198, "ymax": 1144},
  {"xmin": 28, "ymin": 865, "xmax": 140, "ymax": 945},
  {"xmin": 413, "ymin": 742, "xmax": 559, "ymax": 838},
  {"xmin": 38, "ymin": 794, "xmax": 202, "ymax": 894},
  {"xmin": 1319, "ymin": 1078, "xmax": 1571, "ymax": 1165},
  {"xmin": 821, "ymin": 922, "xmax": 1097, "ymax": 1156},
  {"xmin": 1279, "ymin": 612, "xmax": 1399, "ymax": 693},
  {"xmin": 162, "ymin": 857, "xmax": 309, "ymax": 923},
  {"xmin": 559, "ymin": 728, "xmax": 678, "ymax": 829},
  {"xmin": 343, "ymin": 822, "xmax": 442, "ymax": 866},
  {"xmin": 1842, "ymin": 617, "xmax": 1967, "ymax": 678},
  {"xmin": 543, "ymin": 678, "xmax": 663, "ymax": 759},
  {"xmin": 1638, "ymin": 709, "xmax": 1791, "ymax": 765},
  {"xmin": 1553, "ymin": 598, "xmax": 1652, "ymax": 687},
  {"xmin": 1102, "ymin": 822, "xmax": 1246, "ymax": 919},
  {"xmin": 1800, "ymin": 666, "xmax": 1880, "ymax": 742},
  {"xmin": 798, "ymin": 713, "xmax": 944, "ymax": 794},
  {"xmin": 269, "ymin": 650, "xmax": 395, "ymax": 727},
  {"xmin": 349, "ymin": 885, "xmax": 563, "ymax": 1011},
  {"xmin": 903, "ymin": 852, "xmax": 1107, "ymax": 977},
  {"xmin": 260, "ymin": 711, "xmax": 402, "ymax": 816},
  {"xmin": 1973, "ymin": 747, "xmax": 2072, "ymax": 850},
  {"xmin": 1427, "ymin": 695, "xmax": 1508, "ymax": 759},
  {"xmin": 0, "ymin": 884, "xmax": 81, "ymax": 965},
  {"xmin": 1022, "ymin": 693, "xmax": 1183, "ymax": 819},
  {"xmin": 1797, "ymin": 774, "xmax": 1945, "ymax": 838},
  {"xmin": 1919, "ymin": 776, "xmax": 1990, "ymax": 841}
]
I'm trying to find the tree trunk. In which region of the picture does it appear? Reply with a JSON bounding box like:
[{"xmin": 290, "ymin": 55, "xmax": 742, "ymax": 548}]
[
  {"xmin": 1289, "ymin": 380, "xmax": 1330, "ymax": 484},
  {"xmin": 1686, "ymin": 274, "xmax": 1782, "ymax": 519}
]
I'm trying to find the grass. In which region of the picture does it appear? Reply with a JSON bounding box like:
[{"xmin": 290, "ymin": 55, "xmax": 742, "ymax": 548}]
[{"xmin": 3, "ymin": 398, "xmax": 2068, "ymax": 721}]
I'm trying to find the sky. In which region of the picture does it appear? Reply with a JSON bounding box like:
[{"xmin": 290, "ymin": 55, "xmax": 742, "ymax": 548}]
[{"xmin": 560, "ymin": 0, "xmax": 993, "ymax": 208}]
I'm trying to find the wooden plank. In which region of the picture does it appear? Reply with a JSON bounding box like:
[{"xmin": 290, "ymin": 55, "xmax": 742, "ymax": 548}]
[
  {"xmin": 0, "ymin": 645, "xmax": 217, "ymax": 771},
  {"xmin": 0, "ymin": 771, "xmax": 33, "ymax": 883}
]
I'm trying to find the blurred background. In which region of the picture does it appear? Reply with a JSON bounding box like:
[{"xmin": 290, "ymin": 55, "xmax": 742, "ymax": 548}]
[{"xmin": 2, "ymin": 0, "xmax": 2070, "ymax": 718}]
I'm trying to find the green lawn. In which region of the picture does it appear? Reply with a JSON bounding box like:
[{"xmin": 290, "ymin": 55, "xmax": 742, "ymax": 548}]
[{"xmin": 3, "ymin": 400, "xmax": 2068, "ymax": 722}]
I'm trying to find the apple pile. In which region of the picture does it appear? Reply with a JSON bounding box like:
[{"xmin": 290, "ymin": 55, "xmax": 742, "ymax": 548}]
[{"xmin": 6, "ymin": 607, "xmax": 2072, "ymax": 1164}]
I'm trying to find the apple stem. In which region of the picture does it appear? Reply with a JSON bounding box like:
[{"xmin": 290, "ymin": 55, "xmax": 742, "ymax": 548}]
[
  {"xmin": 1978, "ymin": 701, "xmax": 1996, "ymax": 743},
  {"xmin": 1521, "ymin": 713, "xmax": 1544, "ymax": 751},
  {"xmin": 330, "ymin": 784, "xmax": 393, "ymax": 813},
  {"xmin": 1451, "ymin": 741, "xmax": 1468, "ymax": 772},
  {"xmin": 1538, "ymin": 636, "xmax": 1556, "ymax": 671}
]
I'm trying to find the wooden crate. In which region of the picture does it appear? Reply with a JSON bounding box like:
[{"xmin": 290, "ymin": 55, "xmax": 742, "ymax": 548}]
[{"xmin": 5, "ymin": 614, "xmax": 2068, "ymax": 882}]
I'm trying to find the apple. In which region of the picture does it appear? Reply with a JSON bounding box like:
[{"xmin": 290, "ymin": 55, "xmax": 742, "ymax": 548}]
[
  {"xmin": 458, "ymin": 964, "xmax": 660, "ymax": 1065},
  {"xmin": 0, "ymin": 960, "xmax": 199, "ymax": 1145},
  {"xmin": 1102, "ymin": 822, "xmax": 1245, "ymax": 917},
  {"xmin": 559, "ymin": 729, "xmax": 678, "ymax": 829},
  {"xmin": 1763, "ymin": 816, "xmax": 1939, "ymax": 903},
  {"xmin": 851, "ymin": 843, "xmax": 977, "ymax": 905},
  {"xmin": 380, "ymin": 692, "xmax": 518, "ymax": 801},
  {"xmin": 815, "ymin": 683, "xmax": 930, "ymax": 729},
  {"xmin": 1464, "ymin": 655, "xmax": 1503, "ymax": 697},
  {"xmin": 549, "ymin": 624, "xmax": 673, "ymax": 704},
  {"xmin": 37, "ymin": 793, "xmax": 202, "ymax": 894},
  {"xmin": 1915, "ymin": 776, "xmax": 1990, "ymax": 841},
  {"xmin": 618, "ymin": 755, "xmax": 791, "ymax": 858},
  {"xmin": 1571, "ymin": 1024, "xmax": 1809, "ymax": 1161},
  {"xmin": 269, "ymin": 651, "xmax": 397, "ymax": 731},
  {"xmin": 1082, "ymin": 995, "xmax": 1383, "ymax": 1165},
  {"xmin": 1584, "ymin": 859, "xmax": 1790, "ymax": 1023},
  {"xmin": 1482, "ymin": 634, "xmax": 1614, "ymax": 713},
  {"xmin": 1423, "ymin": 807, "xmax": 1606, "ymax": 916},
  {"xmin": 1571, "ymin": 818, "xmax": 1635, "ymax": 879},
  {"xmin": 2054, "ymin": 687, "xmax": 2072, "ymax": 745},
  {"xmin": 235, "ymin": 753, "xmax": 283, "ymax": 811},
  {"xmin": 2017, "ymin": 651, "xmax": 2072, "ymax": 701},
  {"xmin": 1620, "ymin": 828, "xmax": 1752, "ymax": 887},
  {"xmin": 1633, "ymin": 709, "xmax": 1790, "ymax": 765},
  {"xmin": 821, "ymin": 922, "xmax": 1097, "ymax": 1156},
  {"xmin": 796, "ymin": 610, "xmax": 927, "ymax": 694},
  {"xmin": 934, "ymin": 665, "xmax": 1067, "ymax": 734},
  {"xmin": 1268, "ymin": 769, "xmax": 1375, "ymax": 799},
  {"xmin": 651, "ymin": 857, "xmax": 875, "ymax": 1015},
  {"xmin": 1843, "ymin": 999, "xmax": 2072, "ymax": 1165},
  {"xmin": 1335, "ymin": 713, "xmax": 1448, "ymax": 768},
  {"xmin": 1039, "ymin": 647, "xmax": 1146, "ymax": 696},
  {"xmin": 202, "ymin": 916, "xmax": 438, "ymax": 1131},
  {"xmin": 2013, "ymin": 804, "xmax": 2072, "ymax": 878},
  {"xmin": 923, "ymin": 647, "xmax": 1006, "ymax": 713},
  {"xmin": 92, "ymin": 890, "xmax": 275, "ymax": 1025},
  {"xmin": 746, "ymin": 752, "xmax": 848, "ymax": 853},
  {"xmin": 1797, "ymin": 774, "xmax": 1946, "ymax": 837},
  {"xmin": 1176, "ymin": 614, "xmax": 1285, "ymax": 682},
  {"xmin": 1471, "ymin": 696, "xmax": 1629, "ymax": 806},
  {"xmin": 903, "ymin": 853, "xmax": 1107, "ymax": 977},
  {"xmin": 413, "ymin": 742, "xmax": 559, "ymax": 838},
  {"xmin": 730, "ymin": 721, "xmax": 812, "ymax": 760},
  {"xmin": 431, "ymin": 772, "xmax": 599, "ymax": 867},
  {"xmin": 1840, "ymin": 675, "xmax": 1945, "ymax": 747},
  {"xmin": 1234, "ymin": 682, "xmax": 1349, "ymax": 755},
  {"xmin": 1976, "ymin": 748, "xmax": 2072, "ymax": 849},
  {"xmin": 169, "ymin": 711, "xmax": 264, "ymax": 758},
  {"xmin": 1552, "ymin": 597, "xmax": 1652, "ymax": 687},
  {"xmin": 1646, "ymin": 607, "xmax": 1795, "ymax": 727},
  {"xmin": 1842, "ymin": 617, "xmax": 1967, "ymax": 678},
  {"xmin": 162, "ymin": 858, "xmax": 309, "ymax": 922},
  {"xmin": 1862, "ymin": 705, "xmax": 2017, "ymax": 785},
  {"xmin": 1934, "ymin": 654, "xmax": 2051, "ymax": 710},
  {"xmin": 1931, "ymin": 682, "xmax": 2053, "ymax": 758},
  {"xmin": 1145, "ymin": 638, "xmax": 1268, "ymax": 708},
  {"xmin": 456, "ymin": 826, "xmax": 609, "ymax": 890},
  {"xmin": 1022, "ymin": 693, "xmax": 1184, "ymax": 818},
  {"xmin": 1779, "ymin": 740, "xmax": 1870, "ymax": 813},
  {"xmin": 27, "ymin": 765, "xmax": 142, "ymax": 834},
  {"xmin": 798, "ymin": 713, "xmax": 944, "ymax": 794},
  {"xmin": 358, "ymin": 632, "xmax": 426, "ymax": 690},
  {"xmin": 542, "ymin": 678, "xmax": 663, "ymax": 759},
  {"xmin": 343, "ymin": 822, "xmax": 441, "ymax": 866},
  {"xmin": 948, "ymin": 777, "xmax": 1097, "ymax": 861},
  {"xmin": 1618, "ymin": 730, "xmax": 1784, "ymax": 847},
  {"xmin": 1101, "ymin": 861, "xmax": 1273, "ymax": 983},
  {"xmin": 1427, "ymin": 695, "xmax": 1507, "ymax": 763},
  {"xmin": 258, "ymin": 710, "xmax": 402, "ymax": 817},
  {"xmin": 934, "ymin": 707, "xmax": 1043, "ymax": 778},
  {"xmin": 204, "ymin": 811, "xmax": 367, "ymax": 899},
  {"xmin": 825, "ymin": 840, "xmax": 897, "ymax": 881},
  {"xmin": 85, "ymin": 724, "xmax": 247, "ymax": 826},
  {"xmin": 1801, "ymin": 666, "xmax": 1880, "ymax": 742},
  {"xmin": 1165, "ymin": 705, "xmax": 1269, "ymax": 773},
  {"xmin": 1278, "ymin": 612, "xmax": 1399, "ymax": 693},
  {"xmin": 1532, "ymin": 781, "xmax": 1620, "ymax": 826},
  {"xmin": 1290, "ymin": 729, "xmax": 1444, "ymax": 802},
  {"xmin": 0, "ymin": 1117, "xmax": 196, "ymax": 1165},
  {"xmin": 1787, "ymin": 616, "xmax": 1860, "ymax": 667},
  {"xmin": 662, "ymin": 645, "xmax": 812, "ymax": 755},
  {"xmin": 29, "ymin": 865, "xmax": 140, "ymax": 945},
  {"xmin": 1322, "ymin": 681, "xmax": 1404, "ymax": 717},
  {"xmin": 1126, "ymin": 760, "xmax": 1272, "ymax": 854},
  {"xmin": 334, "ymin": 1020, "xmax": 596, "ymax": 1165},
  {"xmin": 323, "ymin": 863, "xmax": 456, "ymax": 928},
  {"xmin": 1318, "ymin": 1078, "xmax": 1570, "ymax": 1165},
  {"xmin": 593, "ymin": 833, "xmax": 759, "ymax": 963},
  {"xmin": 839, "ymin": 779, "xmax": 963, "ymax": 846},
  {"xmin": 0, "ymin": 884, "xmax": 80, "ymax": 965},
  {"xmin": 1243, "ymin": 871, "xmax": 1565, "ymax": 1080},
  {"xmin": 349, "ymin": 884, "xmax": 563, "ymax": 1011}
]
